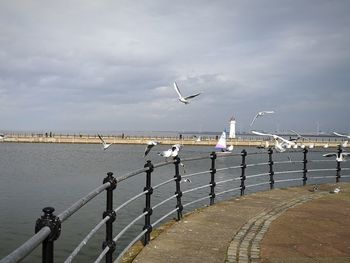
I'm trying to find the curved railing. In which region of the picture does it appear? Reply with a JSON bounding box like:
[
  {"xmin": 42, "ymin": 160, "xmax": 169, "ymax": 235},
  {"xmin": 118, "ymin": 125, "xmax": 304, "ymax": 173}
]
[{"xmin": 1, "ymin": 146, "xmax": 350, "ymax": 263}]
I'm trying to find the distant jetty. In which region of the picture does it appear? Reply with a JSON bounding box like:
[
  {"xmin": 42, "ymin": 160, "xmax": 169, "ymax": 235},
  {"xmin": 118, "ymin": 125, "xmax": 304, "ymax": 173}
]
[{"xmin": 0, "ymin": 133, "xmax": 342, "ymax": 148}]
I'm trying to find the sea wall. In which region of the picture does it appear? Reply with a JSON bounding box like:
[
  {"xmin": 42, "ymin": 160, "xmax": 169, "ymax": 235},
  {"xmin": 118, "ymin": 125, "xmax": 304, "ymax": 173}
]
[{"xmin": 0, "ymin": 134, "xmax": 342, "ymax": 148}]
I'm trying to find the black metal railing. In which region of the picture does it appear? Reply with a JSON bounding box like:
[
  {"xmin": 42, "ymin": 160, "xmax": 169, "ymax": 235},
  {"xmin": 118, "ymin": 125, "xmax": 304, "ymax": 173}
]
[{"xmin": 1, "ymin": 146, "xmax": 350, "ymax": 263}]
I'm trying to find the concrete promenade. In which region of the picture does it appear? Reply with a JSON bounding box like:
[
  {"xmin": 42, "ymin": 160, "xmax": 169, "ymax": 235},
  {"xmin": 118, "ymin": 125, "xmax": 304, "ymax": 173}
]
[{"xmin": 122, "ymin": 183, "xmax": 350, "ymax": 263}]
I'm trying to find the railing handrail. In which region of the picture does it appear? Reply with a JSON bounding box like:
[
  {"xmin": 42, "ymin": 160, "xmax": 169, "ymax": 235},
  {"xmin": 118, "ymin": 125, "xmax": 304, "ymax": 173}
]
[{"xmin": 2, "ymin": 146, "xmax": 349, "ymax": 263}]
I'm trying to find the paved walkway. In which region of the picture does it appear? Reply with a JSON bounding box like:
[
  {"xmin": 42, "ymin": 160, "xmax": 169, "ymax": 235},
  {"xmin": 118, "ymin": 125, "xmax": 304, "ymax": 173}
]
[{"xmin": 122, "ymin": 183, "xmax": 350, "ymax": 263}]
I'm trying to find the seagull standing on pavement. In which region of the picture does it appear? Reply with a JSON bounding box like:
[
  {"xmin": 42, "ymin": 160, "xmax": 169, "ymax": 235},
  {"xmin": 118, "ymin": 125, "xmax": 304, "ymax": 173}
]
[
  {"xmin": 330, "ymin": 187, "xmax": 341, "ymax": 194},
  {"xmin": 144, "ymin": 141, "xmax": 160, "ymax": 157},
  {"xmin": 173, "ymin": 82, "xmax": 201, "ymax": 104},
  {"xmin": 98, "ymin": 134, "xmax": 112, "ymax": 150},
  {"xmin": 250, "ymin": 111, "xmax": 274, "ymax": 127}
]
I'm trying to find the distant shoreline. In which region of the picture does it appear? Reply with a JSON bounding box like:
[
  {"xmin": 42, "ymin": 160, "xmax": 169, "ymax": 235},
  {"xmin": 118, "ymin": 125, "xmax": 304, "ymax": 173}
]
[{"xmin": 0, "ymin": 134, "xmax": 343, "ymax": 148}]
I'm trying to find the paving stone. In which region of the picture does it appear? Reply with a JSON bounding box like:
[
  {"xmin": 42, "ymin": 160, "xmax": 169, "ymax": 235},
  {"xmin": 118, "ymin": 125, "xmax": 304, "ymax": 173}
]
[{"xmin": 128, "ymin": 183, "xmax": 350, "ymax": 263}]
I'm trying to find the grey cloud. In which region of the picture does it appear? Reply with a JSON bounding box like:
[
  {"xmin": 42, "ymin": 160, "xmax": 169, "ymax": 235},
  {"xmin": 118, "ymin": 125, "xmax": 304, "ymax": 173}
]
[{"xmin": 0, "ymin": 0, "xmax": 349, "ymax": 133}]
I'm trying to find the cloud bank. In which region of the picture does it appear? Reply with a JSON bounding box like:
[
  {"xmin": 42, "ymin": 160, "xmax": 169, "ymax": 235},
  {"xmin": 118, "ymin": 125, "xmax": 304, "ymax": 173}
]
[{"xmin": 0, "ymin": 0, "xmax": 349, "ymax": 134}]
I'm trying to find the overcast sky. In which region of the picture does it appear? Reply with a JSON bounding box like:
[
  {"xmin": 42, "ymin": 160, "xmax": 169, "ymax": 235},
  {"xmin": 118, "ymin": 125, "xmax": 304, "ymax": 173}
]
[{"xmin": 0, "ymin": 0, "xmax": 349, "ymax": 134}]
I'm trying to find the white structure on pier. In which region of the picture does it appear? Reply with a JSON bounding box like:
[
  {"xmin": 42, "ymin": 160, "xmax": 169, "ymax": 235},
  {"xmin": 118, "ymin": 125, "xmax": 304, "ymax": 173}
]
[{"xmin": 229, "ymin": 117, "xmax": 236, "ymax": 139}]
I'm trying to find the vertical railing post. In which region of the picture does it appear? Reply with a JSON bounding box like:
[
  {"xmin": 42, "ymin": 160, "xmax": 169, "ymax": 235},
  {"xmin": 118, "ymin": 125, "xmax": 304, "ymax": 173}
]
[
  {"xmin": 240, "ymin": 149, "xmax": 247, "ymax": 196},
  {"xmin": 143, "ymin": 160, "xmax": 154, "ymax": 245},
  {"xmin": 102, "ymin": 172, "xmax": 117, "ymax": 263},
  {"xmin": 35, "ymin": 207, "xmax": 61, "ymax": 263},
  {"xmin": 174, "ymin": 156, "xmax": 183, "ymax": 220},
  {"xmin": 268, "ymin": 148, "xmax": 274, "ymax": 190},
  {"xmin": 302, "ymin": 148, "xmax": 308, "ymax": 186},
  {"xmin": 209, "ymin": 151, "xmax": 217, "ymax": 205},
  {"xmin": 336, "ymin": 145, "xmax": 342, "ymax": 183}
]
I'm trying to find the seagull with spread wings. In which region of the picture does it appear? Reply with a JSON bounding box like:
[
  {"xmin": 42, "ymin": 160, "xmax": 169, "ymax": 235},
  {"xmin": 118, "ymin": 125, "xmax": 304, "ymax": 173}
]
[
  {"xmin": 333, "ymin": 131, "xmax": 350, "ymax": 139},
  {"xmin": 333, "ymin": 132, "xmax": 349, "ymax": 147},
  {"xmin": 158, "ymin": 144, "xmax": 182, "ymax": 160},
  {"xmin": 252, "ymin": 130, "xmax": 296, "ymax": 152},
  {"xmin": 250, "ymin": 111, "xmax": 274, "ymax": 127},
  {"xmin": 144, "ymin": 141, "xmax": 160, "ymax": 157},
  {"xmin": 323, "ymin": 152, "xmax": 350, "ymax": 162},
  {"xmin": 173, "ymin": 82, "xmax": 201, "ymax": 104},
  {"xmin": 290, "ymin": 130, "xmax": 314, "ymax": 149},
  {"xmin": 98, "ymin": 134, "xmax": 112, "ymax": 150}
]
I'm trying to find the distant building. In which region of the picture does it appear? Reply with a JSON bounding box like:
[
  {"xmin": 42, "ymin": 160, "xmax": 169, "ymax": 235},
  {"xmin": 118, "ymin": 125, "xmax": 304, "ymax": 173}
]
[{"xmin": 229, "ymin": 117, "xmax": 236, "ymax": 138}]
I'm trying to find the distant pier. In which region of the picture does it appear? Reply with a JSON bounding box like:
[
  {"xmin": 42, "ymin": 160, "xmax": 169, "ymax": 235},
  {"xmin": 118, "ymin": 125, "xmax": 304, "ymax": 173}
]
[{"xmin": 0, "ymin": 133, "xmax": 343, "ymax": 148}]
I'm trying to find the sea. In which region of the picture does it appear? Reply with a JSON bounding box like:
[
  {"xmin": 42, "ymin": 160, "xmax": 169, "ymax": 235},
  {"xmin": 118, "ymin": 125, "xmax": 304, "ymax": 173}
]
[{"xmin": 0, "ymin": 142, "xmax": 349, "ymax": 262}]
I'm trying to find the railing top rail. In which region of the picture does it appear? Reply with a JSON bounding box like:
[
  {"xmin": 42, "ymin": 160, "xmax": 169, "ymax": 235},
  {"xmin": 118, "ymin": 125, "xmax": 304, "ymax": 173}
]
[
  {"xmin": 58, "ymin": 182, "xmax": 110, "ymax": 222},
  {"xmin": 0, "ymin": 227, "xmax": 51, "ymax": 263}
]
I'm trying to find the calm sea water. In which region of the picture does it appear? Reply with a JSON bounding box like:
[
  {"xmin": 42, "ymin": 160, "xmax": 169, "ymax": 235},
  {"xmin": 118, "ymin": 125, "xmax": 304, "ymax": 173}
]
[{"xmin": 0, "ymin": 143, "xmax": 348, "ymax": 262}]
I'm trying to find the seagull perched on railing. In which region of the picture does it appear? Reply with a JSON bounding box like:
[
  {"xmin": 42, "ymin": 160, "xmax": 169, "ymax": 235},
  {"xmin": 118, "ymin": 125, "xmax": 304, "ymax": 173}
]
[
  {"xmin": 97, "ymin": 134, "xmax": 113, "ymax": 150},
  {"xmin": 158, "ymin": 144, "xmax": 182, "ymax": 160},
  {"xmin": 173, "ymin": 82, "xmax": 201, "ymax": 104},
  {"xmin": 323, "ymin": 152, "xmax": 350, "ymax": 162},
  {"xmin": 252, "ymin": 130, "xmax": 296, "ymax": 152},
  {"xmin": 250, "ymin": 111, "xmax": 274, "ymax": 127},
  {"xmin": 144, "ymin": 141, "xmax": 160, "ymax": 157}
]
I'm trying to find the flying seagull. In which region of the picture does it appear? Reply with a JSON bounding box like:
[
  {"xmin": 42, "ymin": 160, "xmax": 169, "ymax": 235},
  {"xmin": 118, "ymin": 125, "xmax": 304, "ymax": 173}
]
[
  {"xmin": 144, "ymin": 141, "xmax": 160, "ymax": 157},
  {"xmin": 250, "ymin": 111, "xmax": 274, "ymax": 127},
  {"xmin": 181, "ymin": 178, "xmax": 192, "ymax": 183},
  {"xmin": 98, "ymin": 134, "xmax": 112, "ymax": 150},
  {"xmin": 252, "ymin": 130, "xmax": 296, "ymax": 152},
  {"xmin": 333, "ymin": 131, "xmax": 349, "ymax": 148},
  {"xmin": 323, "ymin": 152, "xmax": 350, "ymax": 162},
  {"xmin": 333, "ymin": 131, "xmax": 350, "ymax": 139},
  {"xmin": 173, "ymin": 82, "xmax": 200, "ymax": 104},
  {"xmin": 290, "ymin": 130, "xmax": 314, "ymax": 149}
]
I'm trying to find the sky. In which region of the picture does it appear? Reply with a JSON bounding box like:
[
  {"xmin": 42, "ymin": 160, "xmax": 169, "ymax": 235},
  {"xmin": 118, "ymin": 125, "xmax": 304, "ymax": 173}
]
[{"xmin": 0, "ymin": 0, "xmax": 349, "ymax": 134}]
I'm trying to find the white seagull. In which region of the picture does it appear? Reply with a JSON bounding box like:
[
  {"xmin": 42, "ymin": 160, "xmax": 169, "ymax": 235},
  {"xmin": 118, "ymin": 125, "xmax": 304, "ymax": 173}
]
[
  {"xmin": 333, "ymin": 132, "xmax": 349, "ymax": 148},
  {"xmin": 330, "ymin": 187, "xmax": 341, "ymax": 194},
  {"xmin": 290, "ymin": 130, "xmax": 314, "ymax": 149},
  {"xmin": 173, "ymin": 82, "xmax": 201, "ymax": 104},
  {"xmin": 257, "ymin": 141, "xmax": 270, "ymax": 149},
  {"xmin": 181, "ymin": 178, "xmax": 192, "ymax": 183},
  {"xmin": 250, "ymin": 111, "xmax": 274, "ymax": 127},
  {"xmin": 98, "ymin": 134, "xmax": 112, "ymax": 150},
  {"xmin": 323, "ymin": 152, "xmax": 350, "ymax": 162},
  {"xmin": 158, "ymin": 144, "xmax": 182, "ymax": 160},
  {"xmin": 252, "ymin": 130, "xmax": 296, "ymax": 152},
  {"xmin": 333, "ymin": 131, "xmax": 350, "ymax": 139},
  {"xmin": 144, "ymin": 141, "xmax": 160, "ymax": 157}
]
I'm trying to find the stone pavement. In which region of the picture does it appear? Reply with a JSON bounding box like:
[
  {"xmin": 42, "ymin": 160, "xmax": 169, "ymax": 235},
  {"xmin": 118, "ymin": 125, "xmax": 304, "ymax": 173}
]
[{"xmin": 121, "ymin": 183, "xmax": 350, "ymax": 263}]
